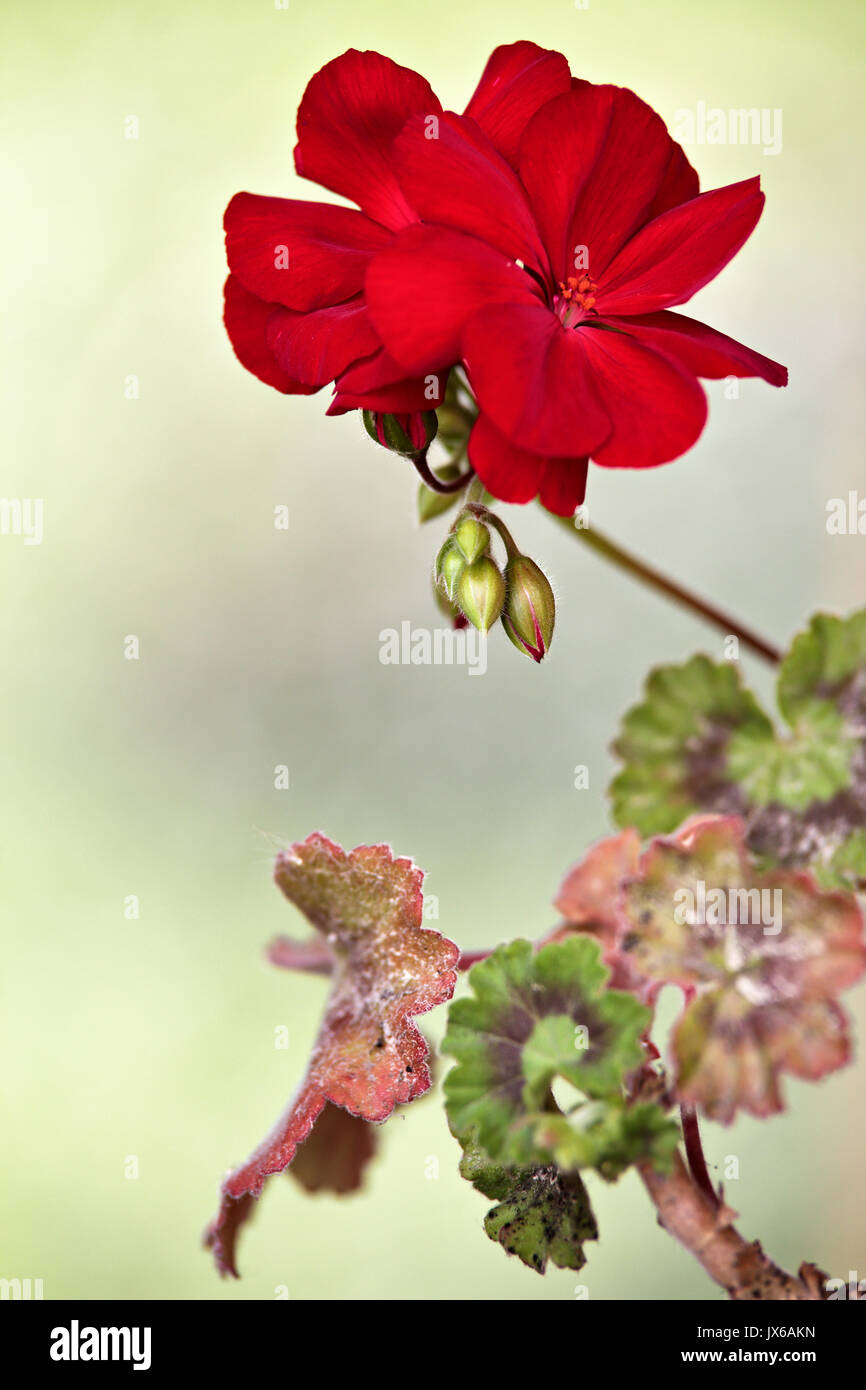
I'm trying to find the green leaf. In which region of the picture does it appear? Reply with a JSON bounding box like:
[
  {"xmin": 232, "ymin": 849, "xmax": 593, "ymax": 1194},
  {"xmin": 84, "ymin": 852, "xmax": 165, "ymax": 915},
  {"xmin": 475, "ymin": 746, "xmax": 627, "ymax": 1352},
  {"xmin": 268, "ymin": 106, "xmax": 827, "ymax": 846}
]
[
  {"xmin": 778, "ymin": 610, "xmax": 866, "ymax": 723},
  {"xmin": 459, "ymin": 1139, "xmax": 598, "ymax": 1274},
  {"xmin": 528, "ymin": 1103, "xmax": 679, "ymax": 1181},
  {"xmin": 610, "ymin": 609, "xmax": 866, "ymax": 890},
  {"xmin": 611, "ymin": 655, "xmax": 772, "ymax": 836},
  {"xmin": 442, "ymin": 938, "xmax": 651, "ymax": 1169}
]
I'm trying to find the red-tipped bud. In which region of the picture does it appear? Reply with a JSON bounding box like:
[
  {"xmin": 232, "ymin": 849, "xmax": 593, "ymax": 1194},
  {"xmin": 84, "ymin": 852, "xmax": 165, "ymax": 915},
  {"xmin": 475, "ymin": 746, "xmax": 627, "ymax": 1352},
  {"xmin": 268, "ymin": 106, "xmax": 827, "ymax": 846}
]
[
  {"xmin": 501, "ymin": 555, "xmax": 555, "ymax": 662},
  {"xmin": 363, "ymin": 409, "xmax": 438, "ymax": 456}
]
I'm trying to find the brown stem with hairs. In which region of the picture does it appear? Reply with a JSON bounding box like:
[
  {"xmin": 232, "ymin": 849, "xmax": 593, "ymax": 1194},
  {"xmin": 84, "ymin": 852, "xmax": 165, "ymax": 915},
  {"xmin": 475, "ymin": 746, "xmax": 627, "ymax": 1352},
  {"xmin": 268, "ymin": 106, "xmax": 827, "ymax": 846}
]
[{"xmin": 638, "ymin": 1151, "xmax": 827, "ymax": 1300}]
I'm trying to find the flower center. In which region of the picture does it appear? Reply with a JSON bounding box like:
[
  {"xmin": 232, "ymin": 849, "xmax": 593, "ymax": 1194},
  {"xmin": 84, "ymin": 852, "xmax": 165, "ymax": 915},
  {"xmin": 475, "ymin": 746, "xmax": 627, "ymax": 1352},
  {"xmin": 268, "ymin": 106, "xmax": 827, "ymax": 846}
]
[{"xmin": 555, "ymin": 275, "xmax": 598, "ymax": 328}]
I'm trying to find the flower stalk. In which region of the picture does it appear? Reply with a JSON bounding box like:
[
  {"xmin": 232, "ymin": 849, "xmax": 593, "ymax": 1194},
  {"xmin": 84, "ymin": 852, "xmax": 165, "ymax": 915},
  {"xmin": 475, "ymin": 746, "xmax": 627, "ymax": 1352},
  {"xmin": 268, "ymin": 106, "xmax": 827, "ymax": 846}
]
[
  {"xmin": 551, "ymin": 512, "xmax": 782, "ymax": 665},
  {"xmin": 412, "ymin": 446, "xmax": 475, "ymax": 495},
  {"xmin": 638, "ymin": 1152, "xmax": 826, "ymax": 1301}
]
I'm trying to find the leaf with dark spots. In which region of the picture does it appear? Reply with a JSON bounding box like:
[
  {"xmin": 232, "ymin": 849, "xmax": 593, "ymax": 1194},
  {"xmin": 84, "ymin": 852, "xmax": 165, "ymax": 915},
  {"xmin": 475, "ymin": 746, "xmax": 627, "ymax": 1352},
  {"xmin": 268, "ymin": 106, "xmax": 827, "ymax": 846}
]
[
  {"xmin": 459, "ymin": 1138, "xmax": 598, "ymax": 1274},
  {"xmin": 205, "ymin": 833, "xmax": 459, "ymax": 1277}
]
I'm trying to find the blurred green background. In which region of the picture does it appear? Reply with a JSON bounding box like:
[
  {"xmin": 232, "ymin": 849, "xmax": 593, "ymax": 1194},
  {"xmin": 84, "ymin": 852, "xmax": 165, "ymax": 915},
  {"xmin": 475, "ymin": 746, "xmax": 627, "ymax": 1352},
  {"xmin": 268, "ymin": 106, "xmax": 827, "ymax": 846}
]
[{"xmin": 3, "ymin": 0, "xmax": 865, "ymax": 1301}]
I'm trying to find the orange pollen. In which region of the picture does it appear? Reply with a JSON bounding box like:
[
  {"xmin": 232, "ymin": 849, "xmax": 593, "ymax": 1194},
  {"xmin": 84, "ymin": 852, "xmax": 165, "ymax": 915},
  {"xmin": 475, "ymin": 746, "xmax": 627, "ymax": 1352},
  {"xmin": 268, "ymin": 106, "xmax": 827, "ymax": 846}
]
[{"xmin": 558, "ymin": 274, "xmax": 598, "ymax": 311}]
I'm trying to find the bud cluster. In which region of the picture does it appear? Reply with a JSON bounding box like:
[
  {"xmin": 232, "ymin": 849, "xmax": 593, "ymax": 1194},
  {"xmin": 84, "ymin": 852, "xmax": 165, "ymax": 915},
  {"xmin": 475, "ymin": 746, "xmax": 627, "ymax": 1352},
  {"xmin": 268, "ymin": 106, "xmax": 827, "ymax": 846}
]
[
  {"xmin": 434, "ymin": 505, "xmax": 555, "ymax": 662},
  {"xmin": 360, "ymin": 384, "xmax": 555, "ymax": 660}
]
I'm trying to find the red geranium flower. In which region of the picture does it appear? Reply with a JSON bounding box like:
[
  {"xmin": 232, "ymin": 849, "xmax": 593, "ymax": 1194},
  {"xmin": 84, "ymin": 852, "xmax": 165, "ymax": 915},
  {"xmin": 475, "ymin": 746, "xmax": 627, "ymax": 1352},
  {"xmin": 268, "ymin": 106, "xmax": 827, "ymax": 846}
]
[
  {"xmin": 223, "ymin": 42, "xmax": 572, "ymax": 417},
  {"xmin": 364, "ymin": 86, "xmax": 787, "ymax": 514},
  {"xmin": 224, "ymin": 45, "xmax": 786, "ymax": 518}
]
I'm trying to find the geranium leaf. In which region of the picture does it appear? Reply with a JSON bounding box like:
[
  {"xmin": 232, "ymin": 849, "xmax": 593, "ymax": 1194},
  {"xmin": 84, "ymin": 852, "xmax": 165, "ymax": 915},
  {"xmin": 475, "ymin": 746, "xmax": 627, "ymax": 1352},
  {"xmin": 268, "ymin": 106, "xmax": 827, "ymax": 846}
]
[
  {"xmin": 458, "ymin": 1138, "xmax": 598, "ymax": 1274},
  {"xmin": 288, "ymin": 1103, "xmax": 378, "ymax": 1194},
  {"xmin": 622, "ymin": 817, "xmax": 866, "ymax": 1123},
  {"xmin": 548, "ymin": 828, "xmax": 644, "ymax": 991},
  {"xmin": 528, "ymin": 1103, "xmax": 679, "ymax": 1180},
  {"xmin": 611, "ymin": 609, "xmax": 866, "ymax": 889},
  {"xmin": 611, "ymin": 654, "xmax": 773, "ymax": 835},
  {"xmin": 442, "ymin": 938, "xmax": 651, "ymax": 1170},
  {"xmin": 553, "ymin": 828, "xmax": 642, "ymax": 940},
  {"xmin": 205, "ymin": 832, "xmax": 459, "ymax": 1276}
]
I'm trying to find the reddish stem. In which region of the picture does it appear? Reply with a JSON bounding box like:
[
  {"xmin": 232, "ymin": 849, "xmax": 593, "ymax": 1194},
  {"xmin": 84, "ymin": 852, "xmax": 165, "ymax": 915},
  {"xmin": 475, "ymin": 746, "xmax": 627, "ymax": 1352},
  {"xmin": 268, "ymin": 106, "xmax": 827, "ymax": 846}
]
[
  {"xmin": 412, "ymin": 448, "xmax": 475, "ymax": 495},
  {"xmin": 680, "ymin": 1102, "xmax": 720, "ymax": 1208}
]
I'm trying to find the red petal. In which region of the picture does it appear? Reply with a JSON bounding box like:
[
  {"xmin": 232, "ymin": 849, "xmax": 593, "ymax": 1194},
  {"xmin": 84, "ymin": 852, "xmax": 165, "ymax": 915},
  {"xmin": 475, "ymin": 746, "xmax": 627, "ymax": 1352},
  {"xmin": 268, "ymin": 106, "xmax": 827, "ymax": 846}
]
[
  {"xmin": 520, "ymin": 84, "xmax": 695, "ymax": 281},
  {"xmin": 569, "ymin": 78, "xmax": 700, "ymax": 223},
  {"xmin": 333, "ymin": 349, "xmax": 401, "ymax": 393},
  {"xmin": 224, "ymin": 193, "xmax": 390, "ymax": 312},
  {"xmin": 463, "ymin": 303, "xmax": 611, "ymax": 457},
  {"xmin": 577, "ymin": 326, "xmax": 708, "ymax": 469},
  {"xmin": 597, "ymin": 177, "xmax": 765, "ymax": 315},
  {"xmin": 468, "ymin": 410, "xmax": 589, "ymax": 516},
  {"xmin": 293, "ymin": 49, "xmax": 441, "ymax": 230},
  {"xmin": 328, "ymin": 350, "xmax": 448, "ymax": 414},
  {"xmin": 463, "ymin": 41, "xmax": 571, "ymax": 165},
  {"xmin": 392, "ymin": 112, "xmax": 548, "ymax": 273},
  {"xmin": 266, "ymin": 297, "xmax": 380, "ymax": 387},
  {"xmin": 643, "ymin": 141, "xmax": 700, "ymax": 222},
  {"xmin": 366, "ymin": 225, "xmax": 538, "ymax": 373},
  {"xmin": 467, "ymin": 414, "xmax": 547, "ymax": 503},
  {"xmin": 604, "ymin": 311, "xmax": 788, "ymax": 386},
  {"xmin": 539, "ymin": 455, "xmax": 590, "ymax": 516},
  {"xmin": 223, "ymin": 275, "xmax": 317, "ymax": 395}
]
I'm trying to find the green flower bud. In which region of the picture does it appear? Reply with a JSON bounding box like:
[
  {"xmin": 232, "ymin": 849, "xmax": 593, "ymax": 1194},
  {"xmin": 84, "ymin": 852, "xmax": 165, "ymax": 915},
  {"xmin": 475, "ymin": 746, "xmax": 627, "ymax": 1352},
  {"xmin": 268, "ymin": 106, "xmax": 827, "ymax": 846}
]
[
  {"xmin": 501, "ymin": 555, "xmax": 555, "ymax": 662},
  {"xmin": 432, "ymin": 580, "xmax": 470, "ymax": 629},
  {"xmin": 435, "ymin": 538, "xmax": 465, "ymax": 600},
  {"xmin": 363, "ymin": 409, "xmax": 438, "ymax": 456},
  {"xmin": 453, "ymin": 513, "xmax": 490, "ymax": 564},
  {"xmin": 456, "ymin": 556, "xmax": 506, "ymax": 633}
]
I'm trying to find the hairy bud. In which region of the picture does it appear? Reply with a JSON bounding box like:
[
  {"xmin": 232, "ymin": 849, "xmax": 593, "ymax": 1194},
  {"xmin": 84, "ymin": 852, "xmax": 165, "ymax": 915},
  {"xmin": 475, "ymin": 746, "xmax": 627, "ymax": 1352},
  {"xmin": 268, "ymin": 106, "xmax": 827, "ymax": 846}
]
[
  {"xmin": 501, "ymin": 555, "xmax": 555, "ymax": 662},
  {"xmin": 453, "ymin": 514, "xmax": 490, "ymax": 564},
  {"xmin": 435, "ymin": 538, "xmax": 465, "ymax": 600},
  {"xmin": 457, "ymin": 556, "xmax": 506, "ymax": 633},
  {"xmin": 363, "ymin": 409, "xmax": 438, "ymax": 456}
]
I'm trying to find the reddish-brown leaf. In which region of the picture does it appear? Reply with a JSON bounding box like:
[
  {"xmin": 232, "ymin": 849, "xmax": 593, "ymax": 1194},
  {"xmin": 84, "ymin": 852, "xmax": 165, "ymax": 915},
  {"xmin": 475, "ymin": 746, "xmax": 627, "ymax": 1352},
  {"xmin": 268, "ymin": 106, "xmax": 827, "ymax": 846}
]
[
  {"xmin": 205, "ymin": 833, "xmax": 459, "ymax": 1276},
  {"xmin": 546, "ymin": 828, "xmax": 644, "ymax": 991},
  {"xmin": 624, "ymin": 816, "xmax": 866, "ymax": 1122}
]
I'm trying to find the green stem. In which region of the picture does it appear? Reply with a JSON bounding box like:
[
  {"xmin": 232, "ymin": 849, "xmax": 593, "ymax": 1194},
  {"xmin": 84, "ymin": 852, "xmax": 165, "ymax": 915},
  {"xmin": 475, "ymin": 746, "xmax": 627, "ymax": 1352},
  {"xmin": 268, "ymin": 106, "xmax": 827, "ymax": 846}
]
[
  {"xmin": 465, "ymin": 477, "xmax": 488, "ymax": 508},
  {"xmin": 551, "ymin": 514, "xmax": 782, "ymax": 666},
  {"xmin": 471, "ymin": 505, "xmax": 520, "ymax": 560}
]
